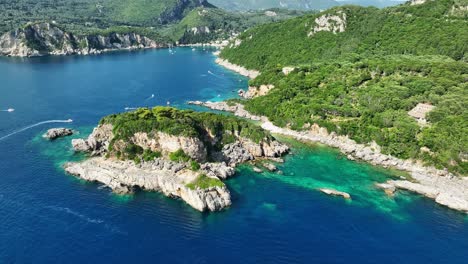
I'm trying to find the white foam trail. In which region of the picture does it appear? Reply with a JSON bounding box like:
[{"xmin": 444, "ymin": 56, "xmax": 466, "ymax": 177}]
[
  {"xmin": 145, "ymin": 94, "xmax": 155, "ymax": 100},
  {"xmin": 124, "ymin": 107, "xmax": 138, "ymax": 111},
  {"xmin": 0, "ymin": 119, "xmax": 73, "ymax": 142},
  {"xmin": 1, "ymin": 108, "xmax": 15, "ymax": 112},
  {"xmin": 45, "ymin": 206, "xmax": 104, "ymax": 224}
]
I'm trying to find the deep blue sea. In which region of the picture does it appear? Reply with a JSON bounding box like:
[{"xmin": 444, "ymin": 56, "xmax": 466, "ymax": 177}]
[{"xmin": 0, "ymin": 48, "xmax": 466, "ymax": 263}]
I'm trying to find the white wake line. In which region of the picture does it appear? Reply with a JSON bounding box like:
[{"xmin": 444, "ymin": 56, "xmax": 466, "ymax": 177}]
[{"xmin": 0, "ymin": 119, "xmax": 73, "ymax": 142}]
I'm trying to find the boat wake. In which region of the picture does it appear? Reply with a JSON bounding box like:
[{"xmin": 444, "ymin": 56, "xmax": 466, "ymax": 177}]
[
  {"xmin": 145, "ymin": 94, "xmax": 155, "ymax": 101},
  {"xmin": 45, "ymin": 205, "xmax": 104, "ymax": 224},
  {"xmin": 0, "ymin": 119, "xmax": 73, "ymax": 142},
  {"xmin": 1, "ymin": 108, "xmax": 15, "ymax": 112}
]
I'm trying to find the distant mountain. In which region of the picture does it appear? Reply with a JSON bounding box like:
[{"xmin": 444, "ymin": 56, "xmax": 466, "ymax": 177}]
[
  {"xmin": 338, "ymin": 0, "xmax": 407, "ymax": 7},
  {"xmin": 209, "ymin": 0, "xmax": 407, "ymax": 10},
  {"xmin": 209, "ymin": 0, "xmax": 339, "ymax": 10}
]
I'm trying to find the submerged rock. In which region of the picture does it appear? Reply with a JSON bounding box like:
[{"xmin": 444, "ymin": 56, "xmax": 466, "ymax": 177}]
[
  {"xmin": 263, "ymin": 163, "xmax": 277, "ymax": 172},
  {"xmin": 253, "ymin": 167, "xmax": 263, "ymax": 173},
  {"xmin": 319, "ymin": 188, "xmax": 351, "ymax": 199},
  {"xmin": 43, "ymin": 128, "xmax": 73, "ymax": 140}
]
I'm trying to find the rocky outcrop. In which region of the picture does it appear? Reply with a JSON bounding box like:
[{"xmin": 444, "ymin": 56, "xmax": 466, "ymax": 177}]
[
  {"xmin": 72, "ymin": 124, "xmax": 113, "ymax": 155},
  {"xmin": 66, "ymin": 111, "xmax": 288, "ymax": 212},
  {"xmin": 0, "ymin": 23, "xmax": 164, "ymax": 57},
  {"xmin": 410, "ymin": 0, "xmax": 427, "ymax": 6},
  {"xmin": 308, "ymin": 10, "xmax": 347, "ymax": 37},
  {"xmin": 215, "ymin": 58, "xmax": 260, "ymax": 79},
  {"xmin": 239, "ymin": 84, "xmax": 275, "ymax": 99},
  {"xmin": 194, "ymin": 100, "xmax": 468, "ymax": 213},
  {"xmin": 220, "ymin": 139, "xmax": 289, "ymax": 166},
  {"xmin": 319, "ymin": 188, "xmax": 351, "ymax": 199},
  {"xmin": 132, "ymin": 132, "xmax": 207, "ymax": 162},
  {"xmin": 43, "ymin": 128, "xmax": 73, "ymax": 140},
  {"xmin": 188, "ymin": 101, "xmax": 263, "ymax": 121},
  {"xmin": 64, "ymin": 157, "xmax": 231, "ymax": 212}
]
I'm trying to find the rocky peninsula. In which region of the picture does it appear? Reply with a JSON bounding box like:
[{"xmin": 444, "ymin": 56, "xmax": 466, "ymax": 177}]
[
  {"xmin": 64, "ymin": 107, "xmax": 289, "ymax": 212},
  {"xmin": 0, "ymin": 23, "xmax": 164, "ymax": 57},
  {"xmin": 189, "ymin": 101, "xmax": 468, "ymax": 213}
]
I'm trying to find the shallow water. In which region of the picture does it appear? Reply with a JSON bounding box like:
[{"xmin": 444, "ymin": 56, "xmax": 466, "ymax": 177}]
[{"xmin": 0, "ymin": 48, "xmax": 466, "ymax": 263}]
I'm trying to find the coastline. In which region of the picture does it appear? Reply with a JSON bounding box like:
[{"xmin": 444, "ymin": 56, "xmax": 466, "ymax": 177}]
[
  {"xmin": 188, "ymin": 100, "xmax": 468, "ymax": 213},
  {"xmin": 214, "ymin": 57, "xmax": 260, "ymax": 79}
]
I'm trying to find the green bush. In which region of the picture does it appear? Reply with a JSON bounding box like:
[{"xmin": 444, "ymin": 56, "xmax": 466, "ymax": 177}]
[
  {"xmin": 190, "ymin": 160, "xmax": 201, "ymax": 171},
  {"xmin": 169, "ymin": 149, "xmax": 191, "ymax": 162},
  {"xmin": 186, "ymin": 174, "xmax": 224, "ymax": 190}
]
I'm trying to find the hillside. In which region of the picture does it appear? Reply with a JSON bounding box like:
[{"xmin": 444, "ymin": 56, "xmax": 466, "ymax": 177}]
[
  {"xmin": 220, "ymin": 0, "xmax": 468, "ymax": 174},
  {"xmin": 209, "ymin": 0, "xmax": 338, "ymax": 11},
  {"xmin": 161, "ymin": 7, "xmax": 308, "ymax": 43},
  {"xmin": 221, "ymin": 0, "xmax": 468, "ymax": 69},
  {"xmin": 0, "ymin": 0, "xmax": 307, "ymax": 47},
  {"xmin": 209, "ymin": 0, "xmax": 405, "ymax": 11},
  {"xmin": 0, "ymin": 0, "xmax": 211, "ymax": 35}
]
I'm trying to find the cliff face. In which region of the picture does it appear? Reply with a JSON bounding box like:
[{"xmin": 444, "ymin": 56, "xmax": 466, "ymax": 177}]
[
  {"xmin": 67, "ymin": 117, "xmax": 289, "ymax": 212},
  {"xmin": 0, "ymin": 23, "xmax": 163, "ymax": 57},
  {"xmin": 64, "ymin": 157, "xmax": 232, "ymax": 212}
]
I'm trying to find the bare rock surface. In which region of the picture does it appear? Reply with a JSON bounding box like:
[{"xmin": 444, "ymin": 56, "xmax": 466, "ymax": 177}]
[
  {"xmin": 64, "ymin": 158, "xmax": 231, "ymax": 212},
  {"xmin": 319, "ymin": 188, "xmax": 351, "ymax": 199},
  {"xmin": 43, "ymin": 128, "xmax": 73, "ymax": 140},
  {"xmin": 0, "ymin": 23, "xmax": 163, "ymax": 57}
]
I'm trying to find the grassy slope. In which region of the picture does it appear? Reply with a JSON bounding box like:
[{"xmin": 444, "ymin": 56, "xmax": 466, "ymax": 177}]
[{"xmin": 221, "ymin": 0, "xmax": 468, "ymax": 174}]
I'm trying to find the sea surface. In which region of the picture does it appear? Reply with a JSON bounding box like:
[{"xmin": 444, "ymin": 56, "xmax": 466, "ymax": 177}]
[{"xmin": 0, "ymin": 48, "xmax": 466, "ymax": 263}]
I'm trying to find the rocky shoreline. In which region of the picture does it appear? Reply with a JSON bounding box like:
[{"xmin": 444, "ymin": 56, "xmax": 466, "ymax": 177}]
[
  {"xmin": 214, "ymin": 58, "xmax": 260, "ymax": 79},
  {"xmin": 0, "ymin": 23, "xmax": 165, "ymax": 57},
  {"xmin": 189, "ymin": 101, "xmax": 468, "ymax": 213},
  {"xmin": 65, "ymin": 157, "xmax": 233, "ymax": 212},
  {"xmin": 64, "ymin": 117, "xmax": 289, "ymax": 212}
]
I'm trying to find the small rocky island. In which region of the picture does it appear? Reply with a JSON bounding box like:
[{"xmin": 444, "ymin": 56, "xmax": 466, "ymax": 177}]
[
  {"xmin": 43, "ymin": 128, "xmax": 73, "ymax": 140},
  {"xmin": 64, "ymin": 107, "xmax": 288, "ymax": 212}
]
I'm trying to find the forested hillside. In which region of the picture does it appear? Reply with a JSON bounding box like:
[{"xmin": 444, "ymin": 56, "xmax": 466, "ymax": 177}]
[
  {"xmin": 221, "ymin": 0, "xmax": 468, "ymax": 174},
  {"xmin": 209, "ymin": 0, "xmax": 338, "ymax": 11},
  {"xmin": 209, "ymin": 0, "xmax": 404, "ymax": 11},
  {"xmin": 0, "ymin": 0, "xmax": 306, "ymax": 44},
  {"xmin": 221, "ymin": 0, "xmax": 467, "ymax": 69}
]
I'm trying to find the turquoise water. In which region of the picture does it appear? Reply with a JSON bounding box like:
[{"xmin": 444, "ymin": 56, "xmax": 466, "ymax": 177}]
[{"xmin": 0, "ymin": 48, "xmax": 467, "ymax": 263}]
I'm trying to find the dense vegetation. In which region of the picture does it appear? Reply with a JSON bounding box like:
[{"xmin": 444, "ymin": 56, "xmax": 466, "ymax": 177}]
[
  {"xmin": 100, "ymin": 107, "xmax": 272, "ymax": 159},
  {"xmin": 221, "ymin": 0, "xmax": 468, "ymax": 175},
  {"xmin": 221, "ymin": 0, "xmax": 467, "ymax": 69},
  {"xmin": 209, "ymin": 0, "xmax": 338, "ymax": 11},
  {"xmin": 209, "ymin": 0, "xmax": 404, "ymax": 11},
  {"xmin": 162, "ymin": 7, "xmax": 307, "ymax": 43},
  {"xmin": 0, "ymin": 0, "xmax": 306, "ymax": 44}
]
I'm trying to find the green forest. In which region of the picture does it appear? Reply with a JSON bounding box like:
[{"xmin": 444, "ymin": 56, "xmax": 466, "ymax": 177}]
[
  {"xmin": 0, "ymin": 0, "xmax": 307, "ymax": 44},
  {"xmin": 100, "ymin": 107, "xmax": 272, "ymax": 160},
  {"xmin": 221, "ymin": 0, "xmax": 468, "ymax": 174}
]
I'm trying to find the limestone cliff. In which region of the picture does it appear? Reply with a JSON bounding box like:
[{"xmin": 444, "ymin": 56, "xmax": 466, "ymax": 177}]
[
  {"xmin": 64, "ymin": 157, "xmax": 232, "ymax": 212},
  {"xmin": 0, "ymin": 23, "xmax": 164, "ymax": 57},
  {"xmin": 66, "ymin": 108, "xmax": 289, "ymax": 212}
]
